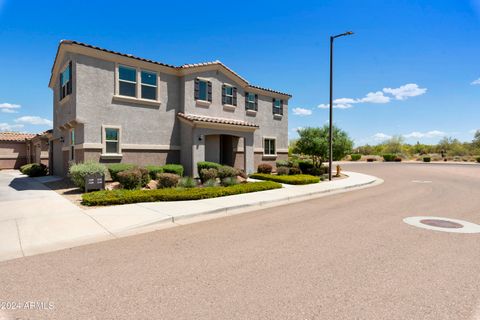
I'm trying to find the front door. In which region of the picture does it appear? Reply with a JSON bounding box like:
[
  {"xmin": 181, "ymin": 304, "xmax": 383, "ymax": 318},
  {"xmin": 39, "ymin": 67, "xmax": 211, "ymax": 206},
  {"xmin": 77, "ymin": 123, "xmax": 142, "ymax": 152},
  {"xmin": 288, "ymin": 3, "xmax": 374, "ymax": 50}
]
[{"xmin": 219, "ymin": 135, "xmax": 234, "ymax": 167}]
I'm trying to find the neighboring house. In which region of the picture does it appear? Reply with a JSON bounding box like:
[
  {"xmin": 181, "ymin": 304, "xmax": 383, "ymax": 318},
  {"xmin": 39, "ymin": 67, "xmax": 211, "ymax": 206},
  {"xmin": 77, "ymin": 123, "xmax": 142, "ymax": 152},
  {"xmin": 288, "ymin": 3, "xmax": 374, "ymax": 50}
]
[
  {"xmin": 49, "ymin": 40, "xmax": 291, "ymax": 176},
  {"xmin": 0, "ymin": 131, "xmax": 51, "ymax": 170}
]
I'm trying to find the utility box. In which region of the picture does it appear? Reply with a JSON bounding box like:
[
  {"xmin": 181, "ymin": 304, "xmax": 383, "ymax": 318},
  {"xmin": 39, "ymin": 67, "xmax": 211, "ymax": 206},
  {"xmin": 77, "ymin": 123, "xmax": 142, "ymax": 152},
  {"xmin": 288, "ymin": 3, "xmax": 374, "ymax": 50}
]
[{"xmin": 84, "ymin": 173, "xmax": 105, "ymax": 192}]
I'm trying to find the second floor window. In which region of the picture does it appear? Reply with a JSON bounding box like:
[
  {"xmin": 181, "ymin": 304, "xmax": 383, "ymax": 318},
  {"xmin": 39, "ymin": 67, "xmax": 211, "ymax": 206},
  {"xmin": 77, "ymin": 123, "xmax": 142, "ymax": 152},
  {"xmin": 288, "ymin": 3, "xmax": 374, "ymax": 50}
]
[
  {"xmin": 60, "ymin": 62, "xmax": 72, "ymax": 100},
  {"xmin": 272, "ymin": 98, "xmax": 283, "ymax": 115},
  {"xmin": 141, "ymin": 71, "xmax": 157, "ymax": 100},
  {"xmin": 194, "ymin": 78, "xmax": 212, "ymax": 102},
  {"xmin": 119, "ymin": 66, "xmax": 137, "ymax": 97},
  {"xmin": 222, "ymin": 85, "xmax": 237, "ymax": 106},
  {"xmin": 245, "ymin": 92, "xmax": 257, "ymax": 111}
]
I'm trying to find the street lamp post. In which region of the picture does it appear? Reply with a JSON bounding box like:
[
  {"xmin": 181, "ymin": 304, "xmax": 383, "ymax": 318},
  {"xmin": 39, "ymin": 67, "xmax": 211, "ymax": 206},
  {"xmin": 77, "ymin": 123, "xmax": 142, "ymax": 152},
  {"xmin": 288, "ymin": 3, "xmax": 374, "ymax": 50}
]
[{"xmin": 329, "ymin": 31, "xmax": 354, "ymax": 181}]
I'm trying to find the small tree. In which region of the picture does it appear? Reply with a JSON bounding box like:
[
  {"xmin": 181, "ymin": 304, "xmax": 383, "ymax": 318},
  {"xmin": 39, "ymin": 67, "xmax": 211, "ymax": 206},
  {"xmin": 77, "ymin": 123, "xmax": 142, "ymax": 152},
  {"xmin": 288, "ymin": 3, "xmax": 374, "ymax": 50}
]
[{"xmin": 294, "ymin": 125, "xmax": 353, "ymax": 167}]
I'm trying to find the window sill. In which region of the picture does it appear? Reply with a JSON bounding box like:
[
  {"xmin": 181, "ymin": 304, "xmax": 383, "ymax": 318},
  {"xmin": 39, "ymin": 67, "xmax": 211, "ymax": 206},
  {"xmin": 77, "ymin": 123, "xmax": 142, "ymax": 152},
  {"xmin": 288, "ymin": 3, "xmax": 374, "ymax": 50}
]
[
  {"xmin": 113, "ymin": 95, "xmax": 161, "ymax": 107},
  {"xmin": 196, "ymin": 100, "xmax": 211, "ymax": 107},
  {"xmin": 273, "ymin": 114, "xmax": 283, "ymax": 119},
  {"xmin": 223, "ymin": 104, "xmax": 236, "ymax": 111},
  {"xmin": 100, "ymin": 153, "xmax": 123, "ymax": 159},
  {"xmin": 262, "ymin": 154, "xmax": 277, "ymax": 159},
  {"xmin": 246, "ymin": 109, "xmax": 257, "ymax": 116}
]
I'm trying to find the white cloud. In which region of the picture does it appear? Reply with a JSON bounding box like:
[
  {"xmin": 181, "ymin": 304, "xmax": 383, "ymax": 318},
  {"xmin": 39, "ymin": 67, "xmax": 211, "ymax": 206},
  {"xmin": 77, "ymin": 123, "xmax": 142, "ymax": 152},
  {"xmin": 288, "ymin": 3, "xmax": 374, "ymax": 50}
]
[
  {"xmin": 358, "ymin": 91, "xmax": 390, "ymax": 104},
  {"xmin": 471, "ymin": 78, "xmax": 480, "ymax": 85},
  {"xmin": 373, "ymin": 133, "xmax": 392, "ymax": 141},
  {"xmin": 383, "ymin": 83, "xmax": 427, "ymax": 100},
  {"xmin": 403, "ymin": 130, "xmax": 445, "ymax": 139},
  {"xmin": 317, "ymin": 83, "xmax": 425, "ymax": 110},
  {"xmin": 292, "ymin": 107, "xmax": 312, "ymax": 116},
  {"xmin": 0, "ymin": 123, "xmax": 24, "ymax": 131},
  {"xmin": 469, "ymin": 129, "xmax": 479, "ymax": 134},
  {"xmin": 318, "ymin": 103, "xmax": 353, "ymax": 109},
  {"xmin": 15, "ymin": 116, "xmax": 52, "ymax": 126},
  {"xmin": 0, "ymin": 103, "xmax": 21, "ymax": 113}
]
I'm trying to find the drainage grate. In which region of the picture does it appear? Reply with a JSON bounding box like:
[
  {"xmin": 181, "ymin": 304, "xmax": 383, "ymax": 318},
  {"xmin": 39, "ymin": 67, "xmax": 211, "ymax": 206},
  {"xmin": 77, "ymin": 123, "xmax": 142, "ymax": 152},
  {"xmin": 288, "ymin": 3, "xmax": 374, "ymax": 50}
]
[{"xmin": 420, "ymin": 219, "xmax": 463, "ymax": 229}]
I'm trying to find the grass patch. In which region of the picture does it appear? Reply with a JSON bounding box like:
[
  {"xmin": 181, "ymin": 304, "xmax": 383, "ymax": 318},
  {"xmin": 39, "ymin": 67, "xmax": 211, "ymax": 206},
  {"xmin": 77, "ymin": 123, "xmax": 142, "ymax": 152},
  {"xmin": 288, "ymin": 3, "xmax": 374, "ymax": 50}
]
[
  {"xmin": 249, "ymin": 173, "xmax": 320, "ymax": 185},
  {"xmin": 82, "ymin": 181, "xmax": 282, "ymax": 206}
]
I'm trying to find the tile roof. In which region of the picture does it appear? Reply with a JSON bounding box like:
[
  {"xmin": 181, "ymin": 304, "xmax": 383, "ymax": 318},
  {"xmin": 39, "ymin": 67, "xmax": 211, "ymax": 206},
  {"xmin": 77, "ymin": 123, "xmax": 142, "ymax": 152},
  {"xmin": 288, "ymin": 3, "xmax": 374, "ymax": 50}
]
[
  {"xmin": 177, "ymin": 113, "xmax": 259, "ymax": 128},
  {"xmin": 0, "ymin": 132, "xmax": 36, "ymax": 142},
  {"xmin": 57, "ymin": 40, "xmax": 292, "ymax": 97}
]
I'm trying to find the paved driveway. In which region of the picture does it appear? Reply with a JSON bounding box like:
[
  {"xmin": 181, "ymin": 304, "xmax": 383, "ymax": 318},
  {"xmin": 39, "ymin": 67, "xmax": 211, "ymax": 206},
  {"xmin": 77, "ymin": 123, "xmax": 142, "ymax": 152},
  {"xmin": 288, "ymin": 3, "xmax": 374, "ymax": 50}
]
[
  {"xmin": 0, "ymin": 163, "xmax": 479, "ymax": 319},
  {"xmin": 0, "ymin": 170, "xmax": 112, "ymax": 261}
]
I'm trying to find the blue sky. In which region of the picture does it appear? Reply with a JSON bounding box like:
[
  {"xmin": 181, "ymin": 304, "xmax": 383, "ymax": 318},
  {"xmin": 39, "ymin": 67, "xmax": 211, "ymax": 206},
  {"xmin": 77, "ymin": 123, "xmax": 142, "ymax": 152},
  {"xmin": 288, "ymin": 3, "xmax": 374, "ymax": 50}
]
[{"xmin": 0, "ymin": 0, "xmax": 479, "ymax": 146}]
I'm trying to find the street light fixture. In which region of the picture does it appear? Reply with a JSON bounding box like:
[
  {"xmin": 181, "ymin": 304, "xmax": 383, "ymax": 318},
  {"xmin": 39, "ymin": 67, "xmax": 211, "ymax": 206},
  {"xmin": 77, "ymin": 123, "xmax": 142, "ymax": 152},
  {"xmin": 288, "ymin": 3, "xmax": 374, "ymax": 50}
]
[{"xmin": 329, "ymin": 31, "xmax": 354, "ymax": 181}]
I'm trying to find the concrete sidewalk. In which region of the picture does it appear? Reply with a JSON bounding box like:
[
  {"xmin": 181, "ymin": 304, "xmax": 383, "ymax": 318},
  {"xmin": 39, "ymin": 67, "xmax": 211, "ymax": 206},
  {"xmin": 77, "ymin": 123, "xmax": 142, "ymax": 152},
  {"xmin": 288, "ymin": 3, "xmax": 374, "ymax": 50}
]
[{"xmin": 0, "ymin": 170, "xmax": 381, "ymax": 262}]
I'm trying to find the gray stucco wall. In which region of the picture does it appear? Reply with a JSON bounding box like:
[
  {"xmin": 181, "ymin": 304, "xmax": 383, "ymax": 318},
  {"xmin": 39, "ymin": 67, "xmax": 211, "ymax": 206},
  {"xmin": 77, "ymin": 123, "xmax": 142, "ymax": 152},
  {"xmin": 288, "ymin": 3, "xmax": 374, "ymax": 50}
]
[
  {"xmin": 182, "ymin": 70, "xmax": 289, "ymax": 151},
  {"xmin": 75, "ymin": 54, "xmax": 181, "ymax": 147}
]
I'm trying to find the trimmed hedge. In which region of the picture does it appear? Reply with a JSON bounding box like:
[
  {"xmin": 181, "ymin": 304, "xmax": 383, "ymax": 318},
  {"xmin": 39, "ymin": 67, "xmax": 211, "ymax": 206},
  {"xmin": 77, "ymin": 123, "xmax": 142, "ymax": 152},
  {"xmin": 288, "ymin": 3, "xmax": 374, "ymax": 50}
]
[
  {"xmin": 276, "ymin": 160, "xmax": 290, "ymax": 167},
  {"xmin": 157, "ymin": 173, "xmax": 180, "ymax": 188},
  {"xmin": 257, "ymin": 163, "xmax": 272, "ymax": 174},
  {"xmin": 383, "ymin": 154, "xmax": 396, "ymax": 162},
  {"xmin": 145, "ymin": 165, "xmax": 164, "ymax": 180},
  {"xmin": 276, "ymin": 167, "xmax": 289, "ymax": 175},
  {"xmin": 82, "ymin": 181, "xmax": 282, "ymax": 206},
  {"xmin": 250, "ymin": 173, "xmax": 320, "ymax": 185},
  {"xmin": 117, "ymin": 168, "xmax": 150, "ymax": 190},
  {"xmin": 162, "ymin": 164, "xmax": 184, "ymax": 176},
  {"xmin": 350, "ymin": 154, "xmax": 361, "ymax": 161},
  {"xmin": 199, "ymin": 168, "xmax": 218, "ymax": 183},
  {"xmin": 107, "ymin": 163, "xmax": 136, "ymax": 181},
  {"xmin": 217, "ymin": 165, "xmax": 237, "ymax": 179},
  {"xmin": 20, "ymin": 163, "xmax": 47, "ymax": 177},
  {"xmin": 69, "ymin": 161, "xmax": 107, "ymax": 189},
  {"xmin": 197, "ymin": 161, "xmax": 221, "ymax": 173},
  {"xmin": 298, "ymin": 160, "xmax": 314, "ymax": 174}
]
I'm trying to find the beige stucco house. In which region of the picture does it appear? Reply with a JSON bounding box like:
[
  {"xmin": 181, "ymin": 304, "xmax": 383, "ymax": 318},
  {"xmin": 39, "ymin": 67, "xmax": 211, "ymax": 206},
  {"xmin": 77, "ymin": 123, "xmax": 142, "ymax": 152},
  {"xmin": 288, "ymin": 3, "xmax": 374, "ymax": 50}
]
[
  {"xmin": 0, "ymin": 131, "xmax": 51, "ymax": 170},
  {"xmin": 49, "ymin": 40, "xmax": 291, "ymax": 176}
]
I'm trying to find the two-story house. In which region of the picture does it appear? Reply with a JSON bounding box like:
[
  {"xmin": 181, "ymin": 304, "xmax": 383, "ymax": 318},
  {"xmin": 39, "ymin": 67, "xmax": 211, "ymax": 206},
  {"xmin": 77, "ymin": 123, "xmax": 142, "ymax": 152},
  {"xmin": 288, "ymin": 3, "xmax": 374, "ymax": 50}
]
[{"xmin": 49, "ymin": 40, "xmax": 291, "ymax": 177}]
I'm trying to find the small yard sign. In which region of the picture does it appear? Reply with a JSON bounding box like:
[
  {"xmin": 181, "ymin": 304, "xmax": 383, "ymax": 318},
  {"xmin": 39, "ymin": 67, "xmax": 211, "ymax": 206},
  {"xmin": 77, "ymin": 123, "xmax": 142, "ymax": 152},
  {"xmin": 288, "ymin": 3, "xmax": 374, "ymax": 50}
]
[{"xmin": 84, "ymin": 173, "xmax": 105, "ymax": 192}]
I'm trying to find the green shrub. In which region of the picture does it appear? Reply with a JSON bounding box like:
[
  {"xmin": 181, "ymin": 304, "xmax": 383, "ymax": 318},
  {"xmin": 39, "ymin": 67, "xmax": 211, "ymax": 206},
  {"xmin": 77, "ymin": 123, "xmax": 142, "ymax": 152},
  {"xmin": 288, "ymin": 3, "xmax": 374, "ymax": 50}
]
[
  {"xmin": 276, "ymin": 167, "xmax": 289, "ymax": 175},
  {"xmin": 203, "ymin": 179, "xmax": 218, "ymax": 187},
  {"xmin": 221, "ymin": 177, "xmax": 239, "ymax": 187},
  {"xmin": 69, "ymin": 161, "xmax": 107, "ymax": 189},
  {"xmin": 157, "ymin": 173, "xmax": 180, "ymax": 188},
  {"xmin": 217, "ymin": 165, "xmax": 237, "ymax": 180},
  {"xmin": 145, "ymin": 165, "xmax": 164, "ymax": 180},
  {"xmin": 197, "ymin": 161, "xmax": 221, "ymax": 174},
  {"xmin": 250, "ymin": 173, "xmax": 320, "ymax": 185},
  {"xmin": 394, "ymin": 157, "xmax": 402, "ymax": 162},
  {"xmin": 276, "ymin": 160, "xmax": 290, "ymax": 167},
  {"xmin": 107, "ymin": 163, "xmax": 136, "ymax": 181},
  {"xmin": 476, "ymin": 157, "xmax": 480, "ymax": 163},
  {"xmin": 82, "ymin": 181, "xmax": 282, "ymax": 206},
  {"xmin": 383, "ymin": 154, "xmax": 396, "ymax": 162},
  {"xmin": 288, "ymin": 167, "xmax": 301, "ymax": 175},
  {"xmin": 20, "ymin": 163, "xmax": 47, "ymax": 177},
  {"xmin": 298, "ymin": 160, "xmax": 314, "ymax": 174},
  {"xmin": 350, "ymin": 154, "xmax": 361, "ymax": 161},
  {"xmin": 257, "ymin": 163, "xmax": 272, "ymax": 174},
  {"xmin": 178, "ymin": 176, "xmax": 197, "ymax": 188},
  {"xmin": 162, "ymin": 164, "xmax": 184, "ymax": 176},
  {"xmin": 117, "ymin": 168, "xmax": 149, "ymax": 190},
  {"xmin": 423, "ymin": 156, "xmax": 431, "ymax": 163},
  {"xmin": 310, "ymin": 166, "xmax": 327, "ymax": 176},
  {"xmin": 199, "ymin": 168, "xmax": 218, "ymax": 183}
]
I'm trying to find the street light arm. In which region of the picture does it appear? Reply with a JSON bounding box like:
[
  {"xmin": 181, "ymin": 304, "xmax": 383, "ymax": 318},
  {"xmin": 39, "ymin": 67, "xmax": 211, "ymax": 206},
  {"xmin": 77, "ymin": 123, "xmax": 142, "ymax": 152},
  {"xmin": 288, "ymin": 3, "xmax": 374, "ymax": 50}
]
[{"xmin": 332, "ymin": 31, "xmax": 354, "ymax": 39}]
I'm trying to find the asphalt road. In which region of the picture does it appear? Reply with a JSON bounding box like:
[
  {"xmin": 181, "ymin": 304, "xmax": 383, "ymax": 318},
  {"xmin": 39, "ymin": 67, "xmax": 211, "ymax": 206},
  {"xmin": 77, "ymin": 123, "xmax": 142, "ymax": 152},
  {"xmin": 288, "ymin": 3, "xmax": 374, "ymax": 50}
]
[{"xmin": 1, "ymin": 163, "xmax": 480, "ymax": 320}]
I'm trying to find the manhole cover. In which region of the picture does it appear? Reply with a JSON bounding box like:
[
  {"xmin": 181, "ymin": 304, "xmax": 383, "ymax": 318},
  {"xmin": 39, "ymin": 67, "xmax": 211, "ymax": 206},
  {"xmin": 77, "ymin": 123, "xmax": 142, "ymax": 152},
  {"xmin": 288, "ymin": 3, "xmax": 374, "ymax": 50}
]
[
  {"xmin": 403, "ymin": 216, "xmax": 480, "ymax": 234},
  {"xmin": 420, "ymin": 219, "xmax": 463, "ymax": 229}
]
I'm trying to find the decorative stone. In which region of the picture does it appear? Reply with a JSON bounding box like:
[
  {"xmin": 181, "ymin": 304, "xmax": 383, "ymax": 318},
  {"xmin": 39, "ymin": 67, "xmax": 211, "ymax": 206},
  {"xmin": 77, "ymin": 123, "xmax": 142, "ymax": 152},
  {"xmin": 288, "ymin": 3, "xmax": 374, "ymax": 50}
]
[
  {"xmin": 146, "ymin": 180, "xmax": 159, "ymax": 190},
  {"xmin": 237, "ymin": 175, "xmax": 247, "ymax": 183},
  {"xmin": 105, "ymin": 181, "xmax": 121, "ymax": 190}
]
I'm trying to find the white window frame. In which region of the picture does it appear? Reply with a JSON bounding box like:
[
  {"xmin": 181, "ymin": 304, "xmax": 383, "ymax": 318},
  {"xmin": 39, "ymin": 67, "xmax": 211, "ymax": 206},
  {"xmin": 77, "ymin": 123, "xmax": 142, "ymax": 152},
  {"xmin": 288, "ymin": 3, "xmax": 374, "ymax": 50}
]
[
  {"xmin": 246, "ymin": 93, "xmax": 256, "ymax": 110},
  {"xmin": 224, "ymin": 84, "xmax": 234, "ymax": 105},
  {"xmin": 102, "ymin": 125, "xmax": 122, "ymax": 157},
  {"xmin": 114, "ymin": 64, "xmax": 161, "ymax": 106},
  {"xmin": 117, "ymin": 65, "xmax": 137, "ymax": 98},
  {"xmin": 140, "ymin": 69, "xmax": 158, "ymax": 100},
  {"xmin": 263, "ymin": 137, "xmax": 277, "ymax": 156}
]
